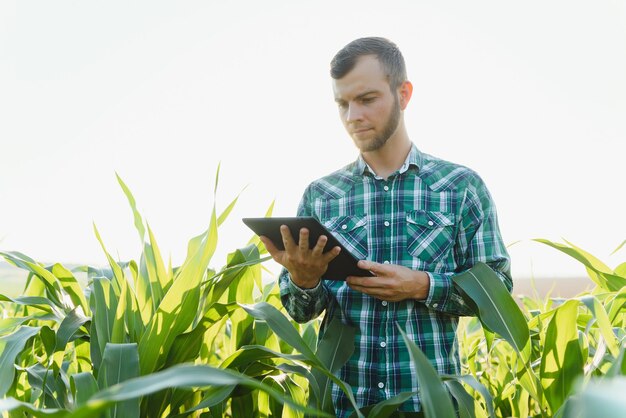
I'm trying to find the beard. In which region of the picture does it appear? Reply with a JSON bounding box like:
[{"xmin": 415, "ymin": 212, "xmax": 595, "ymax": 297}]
[{"xmin": 355, "ymin": 94, "xmax": 401, "ymax": 153}]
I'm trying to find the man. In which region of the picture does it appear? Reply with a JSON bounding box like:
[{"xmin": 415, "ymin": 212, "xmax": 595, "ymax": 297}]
[{"xmin": 260, "ymin": 37, "xmax": 511, "ymax": 417}]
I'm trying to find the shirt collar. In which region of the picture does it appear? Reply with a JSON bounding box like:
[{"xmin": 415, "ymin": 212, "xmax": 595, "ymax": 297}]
[{"xmin": 353, "ymin": 142, "xmax": 423, "ymax": 178}]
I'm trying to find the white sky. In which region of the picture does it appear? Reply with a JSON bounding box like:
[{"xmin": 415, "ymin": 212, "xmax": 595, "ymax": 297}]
[{"xmin": 1, "ymin": 0, "xmax": 625, "ymax": 281}]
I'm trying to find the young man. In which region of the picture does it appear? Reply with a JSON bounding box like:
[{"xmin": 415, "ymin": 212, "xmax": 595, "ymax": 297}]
[{"xmin": 260, "ymin": 37, "xmax": 511, "ymax": 417}]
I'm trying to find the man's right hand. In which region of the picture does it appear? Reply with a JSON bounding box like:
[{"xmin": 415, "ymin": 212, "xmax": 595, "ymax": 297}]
[{"xmin": 259, "ymin": 225, "xmax": 341, "ymax": 289}]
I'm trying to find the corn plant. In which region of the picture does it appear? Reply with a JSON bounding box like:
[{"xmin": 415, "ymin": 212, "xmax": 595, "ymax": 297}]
[
  {"xmin": 0, "ymin": 172, "xmax": 350, "ymax": 417},
  {"xmin": 454, "ymin": 240, "xmax": 626, "ymax": 418},
  {"xmin": 1, "ymin": 169, "xmax": 625, "ymax": 417}
]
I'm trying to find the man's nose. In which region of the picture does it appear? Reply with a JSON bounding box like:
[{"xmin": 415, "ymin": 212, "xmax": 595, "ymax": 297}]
[{"xmin": 346, "ymin": 103, "xmax": 363, "ymax": 123}]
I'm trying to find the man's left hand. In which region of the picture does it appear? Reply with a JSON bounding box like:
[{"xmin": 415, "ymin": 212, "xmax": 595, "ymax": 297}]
[{"xmin": 346, "ymin": 260, "xmax": 430, "ymax": 302}]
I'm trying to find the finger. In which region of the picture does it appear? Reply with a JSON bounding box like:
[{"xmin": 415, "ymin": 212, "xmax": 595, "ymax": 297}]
[
  {"xmin": 311, "ymin": 235, "xmax": 328, "ymax": 257},
  {"xmin": 322, "ymin": 245, "xmax": 341, "ymax": 263},
  {"xmin": 347, "ymin": 276, "xmax": 384, "ymax": 289},
  {"xmin": 260, "ymin": 236, "xmax": 283, "ymax": 262},
  {"xmin": 280, "ymin": 225, "xmax": 297, "ymax": 252},
  {"xmin": 298, "ymin": 228, "xmax": 310, "ymax": 252}
]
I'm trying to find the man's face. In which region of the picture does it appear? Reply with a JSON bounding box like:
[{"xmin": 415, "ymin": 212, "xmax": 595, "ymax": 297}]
[{"xmin": 332, "ymin": 55, "xmax": 402, "ymax": 153}]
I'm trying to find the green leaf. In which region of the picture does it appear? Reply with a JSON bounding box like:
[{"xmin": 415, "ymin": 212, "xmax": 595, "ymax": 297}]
[
  {"xmin": 534, "ymin": 239, "xmax": 626, "ymax": 291},
  {"xmin": 577, "ymin": 295, "xmax": 619, "ymax": 357},
  {"xmin": 240, "ymin": 302, "xmax": 363, "ymax": 417},
  {"xmin": 444, "ymin": 380, "xmax": 475, "ymax": 418},
  {"xmin": 138, "ymin": 206, "xmax": 217, "ymax": 375},
  {"xmin": 309, "ymin": 306, "xmax": 355, "ymax": 413},
  {"xmin": 217, "ymin": 185, "xmax": 248, "ymax": 227},
  {"xmin": 0, "ymin": 398, "xmax": 68, "ymax": 417},
  {"xmin": 116, "ymin": 172, "xmax": 146, "ymax": 242},
  {"xmin": 442, "ymin": 374, "xmax": 494, "ymax": 418},
  {"xmin": 71, "ymin": 372, "xmax": 99, "ymax": 407},
  {"xmin": 0, "ymin": 293, "xmax": 60, "ymax": 316},
  {"xmin": 90, "ymin": 277, "xmax": 117, "ymax": 367},
  {"xmin": 540, "ymin": 300, "xmax": 584, "ymax": 413},
  {"xmin": 240, "ymin": 302, "xmax": 317, "ymax": 360},
  {"xmin": 606, "ymin": 344, "xmax": 626, "ymax": 377},
  {"xmin": 397, "ymin": 325, "xmax": 457, "ymax": 418},
  {"xmin": 611, "ymin": 239, "xmax": 626, "ymax": 256},
  {"xmin": 97, "ymin": 343, "xmax": 140, "ymax": 418},
  {"xmin": 22, "ymin": 364, "xmax": 66, "ymax": 409},
  {"xmin": 0, "ymin": 251, "xmax": 66, "ymax": 309},
  {"xmin": 50, "ymin": 264, "xmax": 89, "ymax": 314},
  {"xmin": 55, "ymin": 306, "xmax": 90, "ymax": 353},
  {"xmin": 453, "ymin": 262, "xmax": 530, "ymax": 356},
  {"xmin": 69, "ymin": 364, "xmax": 332, "ymax": 418},
  {"xmin": 360, "ymin": 392, "xmax": 416, "ymax": 417},
  {"xmin": 0, "ymin": 325, "xmax": 41, "ymax": 396}
]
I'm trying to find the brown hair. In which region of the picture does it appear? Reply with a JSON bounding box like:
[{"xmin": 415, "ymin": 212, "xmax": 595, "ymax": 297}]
[{"xmin": 330, "ymin": 37, "xmax": 407, "ymax": 90}]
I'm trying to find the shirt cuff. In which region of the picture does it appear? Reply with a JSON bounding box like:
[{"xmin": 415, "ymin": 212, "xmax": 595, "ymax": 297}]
[
  {"xmin": 287, "ymin": 276, "xmax": 325, "ymax": 303},
  {"xmin": 424, "ymin": 271, "xmax": 452, "ymax": 310}
]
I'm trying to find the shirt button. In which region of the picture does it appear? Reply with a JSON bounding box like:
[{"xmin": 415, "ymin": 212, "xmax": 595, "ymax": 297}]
[
  {"xmin": 380, "ymin": 341, "xmax": 387, "ymax": 348},
  {"xmin": 341, "ymin": 224, "xmax": 347, "ymax": 230},
  {"xmin": 383, "ymin": 260, "xmax": 390, "ymax": 264},
  {"xmin": 383, "ymin": 185, "xmax": 389, "ymax": 191},
  {"xmin": 381, "ymin": 301, "xmax": 388, "ymax": 306},
  {"xmin": 302, "ymin": 294, "xmax": 310, "ymax": 300},
  {"xmin": 384, "ymin": 221, "xmax": 390, "ymax": 227},
  {"xmin": 378, "ymin": 382, "xmax": 385, "ymax": 389},
  {"xmin": 427, "ymin": 220, "xmax": 434, "ymax": 226},
  {"xmin": 432, "ymin": 303, "xmax": 439, "ymax": 308}
]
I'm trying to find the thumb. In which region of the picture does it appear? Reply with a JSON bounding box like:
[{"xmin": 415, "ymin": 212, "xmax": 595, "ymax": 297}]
[{"xmin": 358, "ymin": 260, "xmax": 387, "ymax": 275}]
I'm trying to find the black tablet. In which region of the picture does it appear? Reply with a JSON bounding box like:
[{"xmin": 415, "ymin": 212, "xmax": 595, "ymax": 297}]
[{"xmin": 242, "ymin": 216, "xmax": 374, "ymax": 281}]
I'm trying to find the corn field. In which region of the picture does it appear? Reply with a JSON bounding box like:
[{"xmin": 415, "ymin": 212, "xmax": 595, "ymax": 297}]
[{"xmin": 1, "ymin": 174, "xmax": 625, "ymax": 418}]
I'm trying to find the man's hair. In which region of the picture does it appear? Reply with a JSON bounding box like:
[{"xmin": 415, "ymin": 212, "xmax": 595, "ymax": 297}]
[{"xmin": 330, "ymin": 37, "xmax": 407, "ymax": 90}]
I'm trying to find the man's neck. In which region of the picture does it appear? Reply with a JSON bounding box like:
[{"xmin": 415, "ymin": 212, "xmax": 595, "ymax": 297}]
[{"xmin": 361, "ymin": 134, "xmax": 412, "ymax": 180}]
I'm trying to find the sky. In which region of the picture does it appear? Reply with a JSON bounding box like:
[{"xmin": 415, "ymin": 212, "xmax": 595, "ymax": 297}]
[{"xmin": 1, "ymin": 0, "xmax": 625, "ymax": 283}]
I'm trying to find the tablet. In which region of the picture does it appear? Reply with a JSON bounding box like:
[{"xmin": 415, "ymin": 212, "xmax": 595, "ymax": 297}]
[{"xmin": 242, "ymin": 216, "xmax": 374, "ymax": 281}]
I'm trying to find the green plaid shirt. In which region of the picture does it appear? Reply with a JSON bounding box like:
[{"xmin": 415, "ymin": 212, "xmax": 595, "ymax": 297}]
[{"xmin": 279, "ymin": 143, "xmax": 511, "ymax": 417}]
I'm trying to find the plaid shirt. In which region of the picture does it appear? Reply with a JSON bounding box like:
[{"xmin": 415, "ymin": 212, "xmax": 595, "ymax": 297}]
[{"xmin": 279, "ymin": 143, "xmax": 511, "ymax": 417}]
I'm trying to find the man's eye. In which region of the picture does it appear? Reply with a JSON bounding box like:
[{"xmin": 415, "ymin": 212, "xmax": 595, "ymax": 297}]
[
  {"xmin": 361, "ymin": 97, "xmax": 375, "ymax": 104},
  {"xmin": 337, "ymin": 102, "xmax": 348, "ymax": 109}
]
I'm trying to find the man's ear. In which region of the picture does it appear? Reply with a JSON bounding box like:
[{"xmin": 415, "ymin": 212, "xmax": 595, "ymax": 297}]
[{"xmin": 398, "ymin": 81, "xmax": 413, "ymax": 110}]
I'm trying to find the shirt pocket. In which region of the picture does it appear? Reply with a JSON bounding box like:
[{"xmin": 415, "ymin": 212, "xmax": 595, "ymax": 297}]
[
  {"xmin": 406, "ymin": 210, "xmax": 456, "ymax": 264},
  {"xmin": 321, "ymin": 214, "xmax": 369, "ymax": 260}
]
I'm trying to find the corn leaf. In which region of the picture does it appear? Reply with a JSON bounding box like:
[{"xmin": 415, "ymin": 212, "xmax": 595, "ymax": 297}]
[
  {"xmin": 90, "ymin": 277, "xmax": 117, "ymax": 368},
  {"xmin": 0, "ymin": 294, "xmax": 59, "ymax": 316},
  {"xmin": 97, "ymin": 343, "xmax": 140, "ymax": 418},
  {"xmin": 69, "ymin": 364, "xmax": 333, "ymax": 418},
  {"xmin": 0, "ymin": 325, "xmax": 41, "ymax": 396},
  {"xmin": 0, "ymin": 398, "xmax": 67, "ymax": 417},
  {"xmin": 540, "ymin": 300, "xmax": 584, "ymax": 413},
  {"xmin": 50, "ymin": 264, "xmax": 89, "ymax": 314},
  {"xmin": 0, "ymin": 251, "xmax": 66, "ymax": 309},
  {"xmin": 70, "ymin": 372, "xmax": 99, "ymax": 407},
  {"xmin": 138, "ymin": 207, "xmax": 217, "ymax": 375},
  {"xmin": 397, "ymin": 325, "xmax": 457, "ymax": 418},
  {"xmin": 534, "ymin": 239, "xmax": 626, "ymax": 291},
  {"xmin": 116, "ymin": 173, "xmax": 145, "ymax": 242},
  {"xmin": 309, "ymin": 305, "xmax": 355, "ymax": 413},
  {"xmin": 577, "ymin": 295, "xmax": 619, "ymax": 356},
  {"xmin": 453, "ymin": 262, "xmax": 530, "ymax": 356},
  {"xmin": 444, "ymin": 380, "xmax": 475, "ymax": 418}
]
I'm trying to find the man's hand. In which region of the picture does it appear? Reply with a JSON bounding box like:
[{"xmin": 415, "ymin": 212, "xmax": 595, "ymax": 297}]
[
  {"xmin": 259, "ymin": 225, "xmax": 341, "ymax": 289},
  {"xmin": 346, "ymin": 260, "xmax": 430, "ymax": 302}
]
